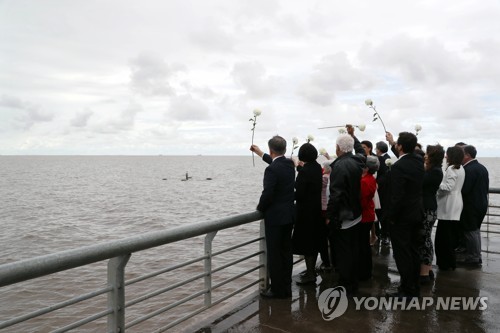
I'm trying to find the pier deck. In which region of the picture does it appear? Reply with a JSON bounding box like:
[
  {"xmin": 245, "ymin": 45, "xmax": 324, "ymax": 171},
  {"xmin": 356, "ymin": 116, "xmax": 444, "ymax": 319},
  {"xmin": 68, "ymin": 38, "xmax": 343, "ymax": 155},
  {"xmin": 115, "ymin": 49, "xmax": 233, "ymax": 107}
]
[{"xmin": 193, "ymin": 236, "xmax": 500, "ymax": 333}]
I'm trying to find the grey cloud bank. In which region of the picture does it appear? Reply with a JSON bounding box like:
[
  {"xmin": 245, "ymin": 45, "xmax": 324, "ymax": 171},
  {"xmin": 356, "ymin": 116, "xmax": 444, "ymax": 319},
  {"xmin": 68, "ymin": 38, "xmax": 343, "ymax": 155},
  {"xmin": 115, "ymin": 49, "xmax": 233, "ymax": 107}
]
[{"xmin": 1, "ymin": 0, "xmax": 500, "ymax": 156}]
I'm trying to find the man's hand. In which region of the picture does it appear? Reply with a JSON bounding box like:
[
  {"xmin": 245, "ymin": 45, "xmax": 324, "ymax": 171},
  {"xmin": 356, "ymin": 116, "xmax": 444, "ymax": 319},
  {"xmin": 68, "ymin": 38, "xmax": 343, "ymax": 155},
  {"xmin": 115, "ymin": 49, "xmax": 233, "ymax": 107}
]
[
  {"xmin": 386, "ymin": 132, "xmax": 396, "ymax": 146},
  {"xmin": 250, "ymin": 145, "xmax": 264, "ymax": 157},
  {"xmin": 346, "ymin": 124, "xmax": 355, "ymax": 136}
]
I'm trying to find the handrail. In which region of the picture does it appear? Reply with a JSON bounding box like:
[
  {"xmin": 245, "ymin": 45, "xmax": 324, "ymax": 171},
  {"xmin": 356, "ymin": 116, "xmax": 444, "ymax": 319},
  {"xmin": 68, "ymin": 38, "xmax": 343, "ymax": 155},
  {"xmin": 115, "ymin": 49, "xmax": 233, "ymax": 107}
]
[
  {"xmin": 0, "ymin": 211, "xmax": 263, "ymax": 288},
  {"xmin": 490, "ymin": 187, "xmax": 500, "ymax": 194}
]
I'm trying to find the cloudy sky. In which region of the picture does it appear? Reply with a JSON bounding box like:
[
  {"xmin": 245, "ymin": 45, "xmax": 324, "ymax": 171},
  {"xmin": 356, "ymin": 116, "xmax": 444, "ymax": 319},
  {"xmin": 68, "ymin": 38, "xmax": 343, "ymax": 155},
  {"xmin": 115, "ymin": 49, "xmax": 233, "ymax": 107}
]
[{"xmin": 1, "ymin": 0, "xmax": 500, "ymax": 156}]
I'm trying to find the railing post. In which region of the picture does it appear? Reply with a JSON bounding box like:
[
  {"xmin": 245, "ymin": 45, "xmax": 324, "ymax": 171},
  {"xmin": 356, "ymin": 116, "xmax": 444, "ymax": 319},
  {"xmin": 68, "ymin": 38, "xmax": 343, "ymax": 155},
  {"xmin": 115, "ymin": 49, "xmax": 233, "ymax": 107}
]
[
  {"xmin": 259, "ymin": 220, "xmax": 268, "ymax": 291},
  {"xmin": 204, "ymin": 231, "xmax": 217, "ymax": 307},
  {"xmin": 107, "ymin": 254, "xmax": 131, "ymax": 333}
]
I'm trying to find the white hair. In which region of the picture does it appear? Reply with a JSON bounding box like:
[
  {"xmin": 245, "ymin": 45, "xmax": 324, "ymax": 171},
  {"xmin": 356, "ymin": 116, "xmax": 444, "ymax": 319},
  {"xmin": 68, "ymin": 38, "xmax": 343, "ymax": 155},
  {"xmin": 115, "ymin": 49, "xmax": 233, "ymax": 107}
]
[
  {"xmin": 322, "ymin": 161, "xmax": 332, "ymax": 173},
  {"xmin": 336, "ymin": 134, "xmax": 354, "ymax": 153}
]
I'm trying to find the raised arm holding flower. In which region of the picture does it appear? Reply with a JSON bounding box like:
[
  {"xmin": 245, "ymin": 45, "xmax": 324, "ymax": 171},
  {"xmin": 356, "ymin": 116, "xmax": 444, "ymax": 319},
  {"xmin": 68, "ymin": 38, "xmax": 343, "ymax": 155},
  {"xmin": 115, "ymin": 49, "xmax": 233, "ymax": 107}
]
[
  {"xmin": 365, "ymin": 99, "xmax": 388, "ymax": 135},
  {"xmin": 249, "ymin": 109, "xmax": 262, "ymax": 166}
]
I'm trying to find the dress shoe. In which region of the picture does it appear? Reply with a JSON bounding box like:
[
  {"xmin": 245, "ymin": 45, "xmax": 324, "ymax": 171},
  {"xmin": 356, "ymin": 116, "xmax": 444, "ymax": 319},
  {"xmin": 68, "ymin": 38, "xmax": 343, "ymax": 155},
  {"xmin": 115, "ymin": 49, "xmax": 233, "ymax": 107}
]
[
  {"xmin": 420, "ymin": 269, "xmax": 435, "ymax": 284},
  {"xmin": 295, "ymin": 272, "xmax": 317, "ymax": 285}
]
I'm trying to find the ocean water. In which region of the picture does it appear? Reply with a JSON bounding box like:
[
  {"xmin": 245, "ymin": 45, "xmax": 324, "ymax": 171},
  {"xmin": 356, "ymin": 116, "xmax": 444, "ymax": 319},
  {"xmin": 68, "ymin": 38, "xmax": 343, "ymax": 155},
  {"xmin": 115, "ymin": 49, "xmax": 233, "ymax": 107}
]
[
  {"xmin": 0, "ymin": 155, "xmax": 269, "ymax": 332},
  {"xmin": 0, "ymin": 155, "xmax": 499, "ymax": 331}
]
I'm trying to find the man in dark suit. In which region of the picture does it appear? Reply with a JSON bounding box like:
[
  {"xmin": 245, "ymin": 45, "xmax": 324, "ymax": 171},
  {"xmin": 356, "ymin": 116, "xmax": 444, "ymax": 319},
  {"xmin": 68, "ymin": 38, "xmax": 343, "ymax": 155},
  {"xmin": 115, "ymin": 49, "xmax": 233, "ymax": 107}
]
[
  {"xmin": 385, "ymin": 132, "xmax": 424, "ymax": 298},
  {"xmin": 375, "ymin": 141, "xmax": 392, "ymax": 246},
  {"xmin": 459, "ymin": 145, "xmax": 489, "ymax": 266},
  {"xmin": 251, "ymin": 136, "xmax": 295, "ymax": 298}
]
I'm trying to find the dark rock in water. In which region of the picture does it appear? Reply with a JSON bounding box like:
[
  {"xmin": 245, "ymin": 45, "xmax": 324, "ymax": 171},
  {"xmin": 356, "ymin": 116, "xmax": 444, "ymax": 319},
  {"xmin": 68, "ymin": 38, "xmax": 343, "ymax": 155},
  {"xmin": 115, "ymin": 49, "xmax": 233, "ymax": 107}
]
[
  {"xmin": 162, "ymin": 178, "xmax": 167, "ymax": 180},
  {"xmin": 206, "ymin": 178, "xmax": 212, "ymax": 180}
]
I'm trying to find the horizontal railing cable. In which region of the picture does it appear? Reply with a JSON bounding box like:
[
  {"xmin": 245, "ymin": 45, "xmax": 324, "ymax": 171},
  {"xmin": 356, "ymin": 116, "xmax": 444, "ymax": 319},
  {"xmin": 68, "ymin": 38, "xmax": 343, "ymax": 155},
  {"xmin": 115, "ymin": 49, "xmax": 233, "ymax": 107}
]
[
  {"xmin": 211, "ymin": 237, "xmax": 263, "ymax": 257},
  {"xmin": 211, "ymin": 266, "xmax": 262, "ymax": 291},
  {"xmin": 125, "ymin": 289, "xmax": 208, "ymax": 329},
  {"xmin": 51, "ymin": 308, "xmax": 113, "ymax": 333},
  {"xmin": 125, "ymin": 254, "xmax": 208, "ymax": 286},
  {"xmin": 211, "ymin": 252, "xmax": 263, "ymax": 274},
  {"xmin": 0, "ymin": 285, "xmax": 112, "ymax": 330},
  {"xmin": 125, "ymin": 271, "xmax": 207, "ymax": 308},
  {"xmin": 155, "ymin": 279, "xmax": 261, "ymax": 333}
]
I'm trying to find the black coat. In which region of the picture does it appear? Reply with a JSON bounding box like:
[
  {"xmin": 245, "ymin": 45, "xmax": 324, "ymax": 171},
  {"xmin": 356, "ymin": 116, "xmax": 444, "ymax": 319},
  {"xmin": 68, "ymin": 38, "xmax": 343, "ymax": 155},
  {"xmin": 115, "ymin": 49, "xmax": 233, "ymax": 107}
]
[
  {"xmin": 386, "ymin": 153, "xmax": 425, "ymax": 223},
  {"xmin": 257, "ymin": 156, "xmax": 296, "ymax": 226},
  {"xmin": 460, "ymin": 160, "xmax": 489, "ymax": 231},
  {"xmin": 292, "ymin": 161, "xmax": 323, "ymax": 255},
  {"xmin": 326, "ymin": 152, "xmax": 364, "ymax": 225},
  {"xmin": 376, "ymin": 153, "xmax": 391, "ymax": 208},
  {"xmin": 422, "ymin": 166, "xmax": 443, "ymax": 211}
]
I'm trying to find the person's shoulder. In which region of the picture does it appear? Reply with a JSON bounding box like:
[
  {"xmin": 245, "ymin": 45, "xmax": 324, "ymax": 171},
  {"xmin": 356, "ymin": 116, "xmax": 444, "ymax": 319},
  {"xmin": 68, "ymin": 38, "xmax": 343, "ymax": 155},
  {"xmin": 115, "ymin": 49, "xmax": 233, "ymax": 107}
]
[{"xmin": 273, "ymin": 156, "xmax": 295, "ymax": 168}]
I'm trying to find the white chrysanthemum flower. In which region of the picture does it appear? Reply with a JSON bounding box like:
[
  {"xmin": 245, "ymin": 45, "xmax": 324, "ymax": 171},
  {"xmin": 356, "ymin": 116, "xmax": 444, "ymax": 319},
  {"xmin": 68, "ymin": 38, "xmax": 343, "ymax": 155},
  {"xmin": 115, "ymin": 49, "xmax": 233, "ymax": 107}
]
[
  {"xmin": 319, "ymin": 148, "xmax": 327, "ymax": 155},
  {"xmin": 415, "ymin": 124, "xmax": 422, "ymax": 132},
  {"xmin": 358, "ymin": 124, "xmax": 366, "ymax": 131},
  {"xmin": 307, "ymin": 134, "xmax": 314, "ymax": 142},
  {"xmin": 253, "ymin": 109, "xmax": 262, "ymax": 116},
  {"xmin": 385, "ymin": 159, "xmax": 393, "ymax": 167},
  {"xmin": 292, "ymin": 137, "xmax": 299, "ymax": 145},
  {"xmin": 338, "ymin": 128, "xmax": 346, "ymax": 134},
  {"xmin": 365, "ymin": 99, "xmax": 373, "ymax": 106}
]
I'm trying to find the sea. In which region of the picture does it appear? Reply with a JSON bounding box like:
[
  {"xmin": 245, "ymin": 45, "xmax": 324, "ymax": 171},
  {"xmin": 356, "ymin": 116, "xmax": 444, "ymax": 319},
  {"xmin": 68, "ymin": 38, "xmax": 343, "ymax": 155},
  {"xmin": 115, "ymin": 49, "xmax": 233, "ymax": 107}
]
[{"xmin": 0, "ymin": 155, "xmax": 499, "ymax": 332}]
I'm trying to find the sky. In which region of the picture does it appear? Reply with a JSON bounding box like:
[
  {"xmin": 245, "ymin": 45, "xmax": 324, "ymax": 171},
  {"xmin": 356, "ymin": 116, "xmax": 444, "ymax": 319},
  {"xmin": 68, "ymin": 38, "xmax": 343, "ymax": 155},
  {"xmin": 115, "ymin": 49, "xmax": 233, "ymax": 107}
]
[{"xmin": 1, "ymin": 0, "xmax": 500, "ymax": 156}]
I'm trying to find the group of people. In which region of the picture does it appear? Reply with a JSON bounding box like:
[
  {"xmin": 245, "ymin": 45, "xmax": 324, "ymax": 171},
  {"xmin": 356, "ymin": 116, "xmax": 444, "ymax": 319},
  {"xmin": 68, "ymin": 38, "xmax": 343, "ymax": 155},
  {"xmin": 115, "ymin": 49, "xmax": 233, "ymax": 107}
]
[{"xmin": 250, "ymin": 126, "xmax": 489, "ymax": 300}]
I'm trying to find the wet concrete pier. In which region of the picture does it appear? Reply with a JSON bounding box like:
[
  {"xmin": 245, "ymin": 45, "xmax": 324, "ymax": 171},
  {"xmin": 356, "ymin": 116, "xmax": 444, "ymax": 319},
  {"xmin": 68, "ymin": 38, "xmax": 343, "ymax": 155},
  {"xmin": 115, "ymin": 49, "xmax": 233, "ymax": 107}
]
[{"xmin": 193, "ymin": 237, "xmax": 500, "ymax": 333}]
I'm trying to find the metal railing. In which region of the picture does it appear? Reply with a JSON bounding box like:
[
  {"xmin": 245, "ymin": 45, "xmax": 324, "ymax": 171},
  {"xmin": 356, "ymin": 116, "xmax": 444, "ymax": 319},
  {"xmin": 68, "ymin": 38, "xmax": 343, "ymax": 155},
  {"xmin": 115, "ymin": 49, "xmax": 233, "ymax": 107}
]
[
  {"xmin": 483, "ymin": 187, "xmax": 500, "ymax": 254},
  {"xmin": 0, "ymin": 189, "xmax": 499, "ymax": 332},
  {"xmin": 0, "ymin": 211, "xmax": 267, "ymax": 332}
]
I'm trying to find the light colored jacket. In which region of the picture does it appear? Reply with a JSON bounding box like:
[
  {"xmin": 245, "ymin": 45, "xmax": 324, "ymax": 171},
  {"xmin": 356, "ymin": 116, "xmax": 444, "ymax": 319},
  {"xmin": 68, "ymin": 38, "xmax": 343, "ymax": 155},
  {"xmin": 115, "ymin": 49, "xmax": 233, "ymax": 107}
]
[
  {"xmin": 321, "ymin": 174, "xmax": 329, "ymax": 211},
  {"xmin": 436, "ymin": 165, "xmax": 465, "ymax": 221}
]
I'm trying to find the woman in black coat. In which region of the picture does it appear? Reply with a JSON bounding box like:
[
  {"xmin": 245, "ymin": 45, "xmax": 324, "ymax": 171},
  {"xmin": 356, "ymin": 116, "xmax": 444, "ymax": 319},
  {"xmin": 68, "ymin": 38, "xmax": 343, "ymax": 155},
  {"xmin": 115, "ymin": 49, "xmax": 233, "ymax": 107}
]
[{"xmin": 292, "ymin": 143, "xmax": 323, "ymax": 284}]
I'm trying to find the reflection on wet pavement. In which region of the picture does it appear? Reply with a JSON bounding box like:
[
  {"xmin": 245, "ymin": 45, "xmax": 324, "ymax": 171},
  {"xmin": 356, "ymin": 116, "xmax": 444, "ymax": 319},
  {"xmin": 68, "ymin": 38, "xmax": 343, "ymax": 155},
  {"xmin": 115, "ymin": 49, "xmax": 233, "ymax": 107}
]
[{"xmin": 196, "ymin": 240, "xmax": 500, "ymax": 333}]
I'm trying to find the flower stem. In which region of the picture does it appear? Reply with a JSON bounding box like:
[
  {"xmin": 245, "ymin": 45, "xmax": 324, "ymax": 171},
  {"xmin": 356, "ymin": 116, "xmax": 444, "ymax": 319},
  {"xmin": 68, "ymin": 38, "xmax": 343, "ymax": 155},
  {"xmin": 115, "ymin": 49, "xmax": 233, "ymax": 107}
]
[
  {"xmin": 251, "ymin": 129, "xmax": 255, "ymax": 167},
  {"xmin": 251, "ymin": 115, "xmax": 257, "ymax": 167},
  {"xmin": 371, "ymin": 105, "xmax": 388, "ymax": 134}
]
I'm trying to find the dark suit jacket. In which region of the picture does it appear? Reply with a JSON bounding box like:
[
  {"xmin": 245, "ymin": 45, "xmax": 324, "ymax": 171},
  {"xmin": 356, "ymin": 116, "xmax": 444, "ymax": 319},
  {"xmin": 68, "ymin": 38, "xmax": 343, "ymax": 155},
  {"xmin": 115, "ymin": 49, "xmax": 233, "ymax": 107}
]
[
  {"xmin": 386, "ymin": 153, "xmax": 425, "ymax": 223},
  {"xmin": 257, "ymin": 156, "xmax": 296, "ymax": 226},
  {"xmin": 460, "ymin": 160, "xmax": 489, "ymax": 230}
]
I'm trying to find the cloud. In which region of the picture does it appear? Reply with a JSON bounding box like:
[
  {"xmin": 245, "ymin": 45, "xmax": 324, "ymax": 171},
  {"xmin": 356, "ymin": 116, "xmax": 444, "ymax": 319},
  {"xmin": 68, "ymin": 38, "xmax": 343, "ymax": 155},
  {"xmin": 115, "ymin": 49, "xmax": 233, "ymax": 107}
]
[
  {"xmin": 300, "ymin": 52, "xmax": 373, "ymax": 106},
  {"xmin": 129, "ymin": 54, "xmax": 186, "ymax": 96},
  {"xmin": 359, "ymin": 36, "xmax": 466, "ymax": 87},
  {"xmin": 70, "ymin": 108, "xmax": 93, "ymax": 127},
  {"xmin": 0, "ymin": 94, "xmax": 54, "ymax": 129},
  {"xmin": 167, "ymin": 94, "xmax": 211, "ymax": 121},
  {"xmin": 93, "ymin": 102, "xmax": 143, "ymax": 134},
  {"xmin": 0, "ymin": 95, "xmax": 24, "ymax": 109},
  {"xmin": 231, "ymin": 62, "xmax": 279, "ymax": 98},
  {"xmin": 189, "ymin": 18, "xmax": 236, "ymax": 52}
]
